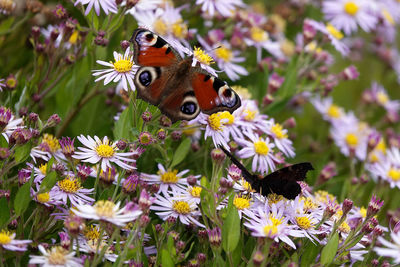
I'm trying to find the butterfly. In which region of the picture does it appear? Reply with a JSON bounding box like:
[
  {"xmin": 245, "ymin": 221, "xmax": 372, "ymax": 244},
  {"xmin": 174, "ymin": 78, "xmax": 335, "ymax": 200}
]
[
  {"xmin": 218, "ymin": 145, "xmax": 314, "ymax": 199},
  {"xmin": 129, "ymin": 28, "xmax": 241, "ymax": 123}
]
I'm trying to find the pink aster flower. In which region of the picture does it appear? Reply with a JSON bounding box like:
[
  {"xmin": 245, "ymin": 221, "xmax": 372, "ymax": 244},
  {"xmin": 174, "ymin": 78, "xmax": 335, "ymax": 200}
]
[
  {"xmin": 50, "ymin": 175, "xmax": 94, "ymax": 206},
  {"xmin": 323, "ymin": 0, "xmax": 378, "ymax": 35}
]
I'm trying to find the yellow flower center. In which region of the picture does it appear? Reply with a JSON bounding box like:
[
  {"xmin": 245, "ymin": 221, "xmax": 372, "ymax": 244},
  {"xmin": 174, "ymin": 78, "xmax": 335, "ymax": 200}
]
[
  {"xmin": 315, "ymin": 190, "xmax": 335, "ymax": 204},
  {"xmin": 95, "ymin": 200, "xmax": 116, "ymax": 218},
  {"xmin": 254, "ymin": 140, "xmax": 269, "ymax": 155},
  {"xmin": 376, "ymin": 140, "xmax": 386, "ymax": 153},
  {"xmin": 189, "ymin": 186, "xmax": 202, "ymax": 198},
  {"xmin": 182, "ymin": 124, "xmax": 197, "ymax": 136},
  {"xmin": 382, "ymin": 9, "xmax": 395, "ymax": 25},
  {"xmin": 269, "ymin": 215, "xmax": 283, "ymax": 226},
  {"xmin": 301, "ymin": 196, "xmax": 318, "ymax": 211},
  {"xmin": 160, "ymin": 170, "xmax": 179, "ymax": 183},
  {"xmin": 84, "ymin": 225, "xmax": 100, "ymax": 240},
  {"xmin": 344, "ymin": 2, "xmax": 359, "ymax": 16},
  {"xmin": 231, "ymin": 85, "xmax": 251, "ymax": 99},
  {"xmin": 233, "ymin": 196, "xmax": 250, "ymax": 210},
  {"xmin": 263, "ymin": 225, "xmax": 278, "ymax": 237},
  {"xmin": 250, "ymin": 27, "xmax": 268, "ymax": 42},
  {"xmin": 215, "ymin": 46, "xmax": 233, "ymax": 62},
  {"xmin": 113, "ymin": 58, "xmax": 134, "ymax": 73},
  {"xmin": 193, "ymin": 47, "xmax": 214, "ymax": 65},
  {"xmin": 271, "ymin": 123, "xmax": 288, "ymax": 139},
  {"xmin": 376, "ymin": 91, "xmax": 389, "ymax": 105},
  {"xmin": 95, "ymin": 144, "xmax": 115, "ymax": 158},
  {"xmin": 172, "ymin": 200, "xmax": 191, "ymax": 214},
  {"xmin": 153, "ymin": 19, "xmax": 168, "ymax": 35},
  {"xmin": 267, "ymin": 193, "xmax": 284, "ymax": 203},
  {"xmin": 388, "ymin": 168, "xmax": 400, "ymax": 181},
  {"xmin": 345, "ymin": 133, "xmax": 358, "ymax": 147},
  {"xmin": 327, "ymin": 104, "xmax": 341, "ymax": 118},
  {"xmin": 172, "ymin": 21, "xmax": 188, "ymax": 38},
  {"xmin": 42, "ymin": 134, "xmax": 61, "ymax": 153},
  {"xmin": 242, "ymin": 179, "xmax": 253, "ymax": 192},
  {"xmin": 39, "ymin": 163, "xmax": 47, "ymax": 175},
  {"xmin": 58, "ymin": 176, "xmax": 81, "ymax": 193},
  {"xmin": 37, "ymin": 192, "xmax": 50, "ymax": 203},
  {"xmin": 48, "ymin": 247, "xmax": 68, "ymax": 265},
  {"xmin": 0, "ymin": 230, "xmax": 12, "ymax": 245},
  {"xmin": 244, "ymin": 109, "xmax": 256, "ymax": 121},
  {"xmin": 220, "ymin": 111, "xmax": 234, "ymax": 125},
  {"xmin": 326, "ymin": 24, "xmax": 344, "ymax": 40},
  {"xmin": 296, "ymin": 216, "xmax": 312, "ymax": 229},
  {"xmin": 359, "ymin": 207, "xmax": 367, "ymax": 218},
  {"xmin": 339, "ymin": 221, "xmax": 351, "ymax": 233},
  {"xmin": 208, "ymin": 112, "xmax": 227, "ymax": 131},
  {"xmin": 68, "ymin": 31, "xmax": 79, "ymax": 44}
]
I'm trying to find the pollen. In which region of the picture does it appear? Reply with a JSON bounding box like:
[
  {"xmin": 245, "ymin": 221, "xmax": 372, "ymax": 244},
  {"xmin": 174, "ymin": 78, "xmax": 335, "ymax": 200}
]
[
  {"xmin": 301, "ymin": 196, "xmax": 318, "ymax": 211},
  {"xmin": 193, "ymin": 47, "xmax": 214, "ymax": 66},
  {"xmin": 271, "ymin": 123, "xmax": 288, "ymax": 139},
  {"xmin": 327, "ymin": 104, "xmax": 341, "ymax": 118},
  {"xmin": 344, "ymin": 2, "xmax": 359, "ymax": 16},
  {"xmin": 113, "ymin": 58, "xmax": 134, "ymax": 73},
  {"xmin": 189, "ymin": 186, "xmax": 202, "ymax": 198},
  {"xmin": 95, "ymin": 143, "xmax": 115, "ymax": 158},
  {"xmin": 84, "ymin": 225, "xmax": 100, "ymax": 240},
  {"xmin": 37, "ymin": 192, "xmax": 50, "ymax": 203},
  {"xmin": 208, "ymin": 112, "xmax": 226, "ymax": 131},
  {"xmin": 95, "ymin": 200, "xmax": 116, "ymax": 218},
  {"xmin": 326, "ymin": 24, "xmax": 344, "ymax": 40},
  {"xmin": 172, "ymin": 200, "xmax": 191, "ymax": 214},
  {"xmin": 269, "ymin": 215, "xmax": 283, "ymax": 226},
  {"xmin": 215, "ymin": 45, "xmax": 233, "ymax": 62},
  {"xmin": 339, "ymin": 221, "xmax": 351, "ymax": 233},
  {"xmin": 263, "ymin": 225, "xmax": 278, "ymax": 237},
  {"xmin": 42, "ymin": 134, "xmax": 61, "ymax": 153},
  {"xmin": 296, "ymin": 216, "xmax": 312, "ymax": 229},
  {"xmin": 219, "ymin": 111, "xmax": 234, "ymax": 125},
  {"xmin": 0, "ymin": 230, "xmax": 12, "ymax": 245},
  {"xmin": 58, "ymin": 176, "xmax": 81, "ymax": 193},
  {"xmin": 345, "ymin": 133, "xmax": 358, "ymax": 147},
  {"xmin": 267, "ymin": 193, "xmax": 284, "ymax": 203},
  {"xmin": 250, "ymin": 27, "xmax": 268, "ymax": 42},
  {"xmin": 48, "ymin": 247, "xmax": 68, "ymax": 265},
  {"xmin": 388, "ymin": 168, "xmax": 400, "ymax": 181},
  {"xmin": 241, "ymin": 179, "xmax": 253, "ymax": 192},
  {"xmin": 254, "ymin": 140, "xmax": 269, "ymax": 155},
  {"xmin": 160, "ymin": 170, "xmax": 179, "ymax": 183},
  {"xmin": 172, "ymin": 21, "xmax": 188, "ymax": 39},
  {"xmin": 39, "ymin": 163, "xmax": 48, "ymax": 175},
  {"xmin": 376, "ymin": 91, "xmax": 389, "ymax": 105},
  {"xmin": 244, "ymin": 109, "xmax": 256, "ymax": 121},
  {"xmin": 233, "ymin": 195, "xmax": 251, "ymax": 210}
]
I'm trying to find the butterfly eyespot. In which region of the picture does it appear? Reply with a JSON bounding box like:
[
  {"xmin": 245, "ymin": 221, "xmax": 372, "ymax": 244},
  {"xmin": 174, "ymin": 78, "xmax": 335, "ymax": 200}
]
[
  {"xmin": 218, "ymin": 86, "xmax": 237, "ymax": 108},
  {"xmin": 181, "ymin": 102, "xmax": 197, "ymax": 115},
  {"xmin": 139, "ymin": 71, "xmax": 151, "ymax": 86},
  {"xmin": 145, "ymin": 33, "xmax": 154, "ymax": 41}
]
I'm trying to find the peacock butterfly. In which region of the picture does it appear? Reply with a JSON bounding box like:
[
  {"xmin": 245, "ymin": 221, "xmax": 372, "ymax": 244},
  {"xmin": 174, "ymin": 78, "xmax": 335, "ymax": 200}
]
[
  {"xmin": 219, "ymin": 145, "xmax": 314, "ymax": 199},
  {"xmin": 129, "ymin": 28, "xmax": 241, "ymax": 123}
]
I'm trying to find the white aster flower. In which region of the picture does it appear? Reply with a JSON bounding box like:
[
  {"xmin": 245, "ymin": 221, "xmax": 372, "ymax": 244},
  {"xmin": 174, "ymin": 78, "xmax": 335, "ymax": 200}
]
[
  {"xmin": 0, "ymin": 78, "xmax": 5, "ymax": 91},
  {"xmin": 311, "ymin": 96, "xmax": 345, "ymax": 123},
  {"xmin": 92, "ymin": 47, "xmax": 138, "ymax": 91},
  {"xmin": 374, "ymin": 229, "xmax": 400, "ymax": 264},
  {"xmin": 73, "ymin": 135, "xmax": 136, "ymax": 171},
  {"xmin": 265, "ymin": 118, "xmax": 295, "ymax": 158},
  {"xmin": 236, "ymin": 131, "xmax": 278, "ymax": 175},
  {"xmin": 141, "ymin": 163, "xmax": 196, "ymax": 195},
  {"xmin": 29, "ymin": 245, "xmax": 82, "ymax": 266},
  {"xmin": 367, "ymin": 147, "xmax": 400, "ymax": 189},
  {"xmin": 50, "ymin": 175, "xmax": 94, "ymax": 206},
  {"xmin": 125, "ymin": 0, "xmax": 162, "ymax": 16},
  {"xmin": 151, "ymin": 189, "xmax": 205, "ymax": 228},
  {"xmin": 196, "ymin": 0, "xmax": 245, "ymax": 18},
  {"xmin": 234, "ymin": 99, "xmax": 270, "ymax": 134},
  {"xmin": 0, "ymin": 230, "xmax": 31, "ymax": 251},
  {"xmin": 73, "ymin": 200, "xmax": 142, "ymax": 227},
  {"xmin": 193, "ymin": 112, "xmax": 231, "ymax": 149},
  {"xmin": 75, "ymin": 0, "xmax": 117, "ymax": 16}
]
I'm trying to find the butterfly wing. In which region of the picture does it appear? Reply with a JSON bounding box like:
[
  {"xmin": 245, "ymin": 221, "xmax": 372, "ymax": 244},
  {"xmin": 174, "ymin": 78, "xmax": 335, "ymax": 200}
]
[
  {"xmin": 260, "ymin": 162, "xmax": 314, "ymax": 199},
  {"xmin": 191, "ymin": 73, "xmax": 241, "ymax": 115}
]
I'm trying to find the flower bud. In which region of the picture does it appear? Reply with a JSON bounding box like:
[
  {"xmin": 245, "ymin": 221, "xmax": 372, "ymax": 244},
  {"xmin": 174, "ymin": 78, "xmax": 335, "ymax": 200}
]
[
  {"xmin": 46, "ymin": 114, "xmax": 61, "ymax": 128},
  {"xmin": 211, "ymin": 148, "xmax": 226, "ymax": 165}
]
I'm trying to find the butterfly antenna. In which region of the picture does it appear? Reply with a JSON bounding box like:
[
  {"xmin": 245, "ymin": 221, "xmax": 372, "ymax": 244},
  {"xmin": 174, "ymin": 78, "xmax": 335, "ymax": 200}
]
[{"xmin": 218, "ymin": 145, "xmax": 254, "ymax": 182}]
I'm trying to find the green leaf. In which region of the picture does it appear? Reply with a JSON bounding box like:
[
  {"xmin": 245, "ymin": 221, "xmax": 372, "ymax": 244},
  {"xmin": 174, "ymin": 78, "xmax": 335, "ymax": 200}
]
[
  {"xmin": 170, "ymin": 138, "xmax": 191, "ymax": 168},
  {"xmin": 14, "ymin": 182, "xmax": 31, "ymax": 216},
  {"xmin": 39, "ymin": 172, "xmax": 58, "ymax": 193},
  {"xmin": 300, "ymin": 240, "xmax": 320, "ymax": 267},
  {"xmin": 222, "ymin": 196, "xmax": 240, "ymax": 253},
  {"xmin": 0, "ymin": 197, "xmax": 10, "ymax": 228},
  {"xmin": 279, "ymin": 56, "xmax": 298, "ymax": 98},
  {"xmin": 161, "ymin": 248, "xmax": 174, "ymax": 267},
  {"xmin": 113, "ymin": 102, "xmax": 134, "ymax": 140},
  {"xmin": 0, "ymin": 17, "xmax": 15, "ymax": 34},
  {"xmin": 14, "ymin": 141, "xmax": 32, "ymax": 163},
  {"xmin": 321, "ymin": 232, "xmax": 339, "ymax": 266}
]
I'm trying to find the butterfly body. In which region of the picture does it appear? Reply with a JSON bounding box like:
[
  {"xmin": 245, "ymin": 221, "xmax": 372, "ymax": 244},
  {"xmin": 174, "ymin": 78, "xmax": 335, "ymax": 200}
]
[
  {"xmin": 219, "ymin": 145, "xmax": 314, "ymax": 199},
  {"xmin": 130, "ymin": 28, "xmax": 241, "ymax": 123}
]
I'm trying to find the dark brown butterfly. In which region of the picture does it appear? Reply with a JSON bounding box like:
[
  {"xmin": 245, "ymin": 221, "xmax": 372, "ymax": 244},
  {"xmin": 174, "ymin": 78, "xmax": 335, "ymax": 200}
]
[
  {"xmin": 219, "ymin": 145, "xmax": 314, "ymax": 199},
  {"xmin": 129, "ymin": 28, "xmax": 241, "ymax": 123}
]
